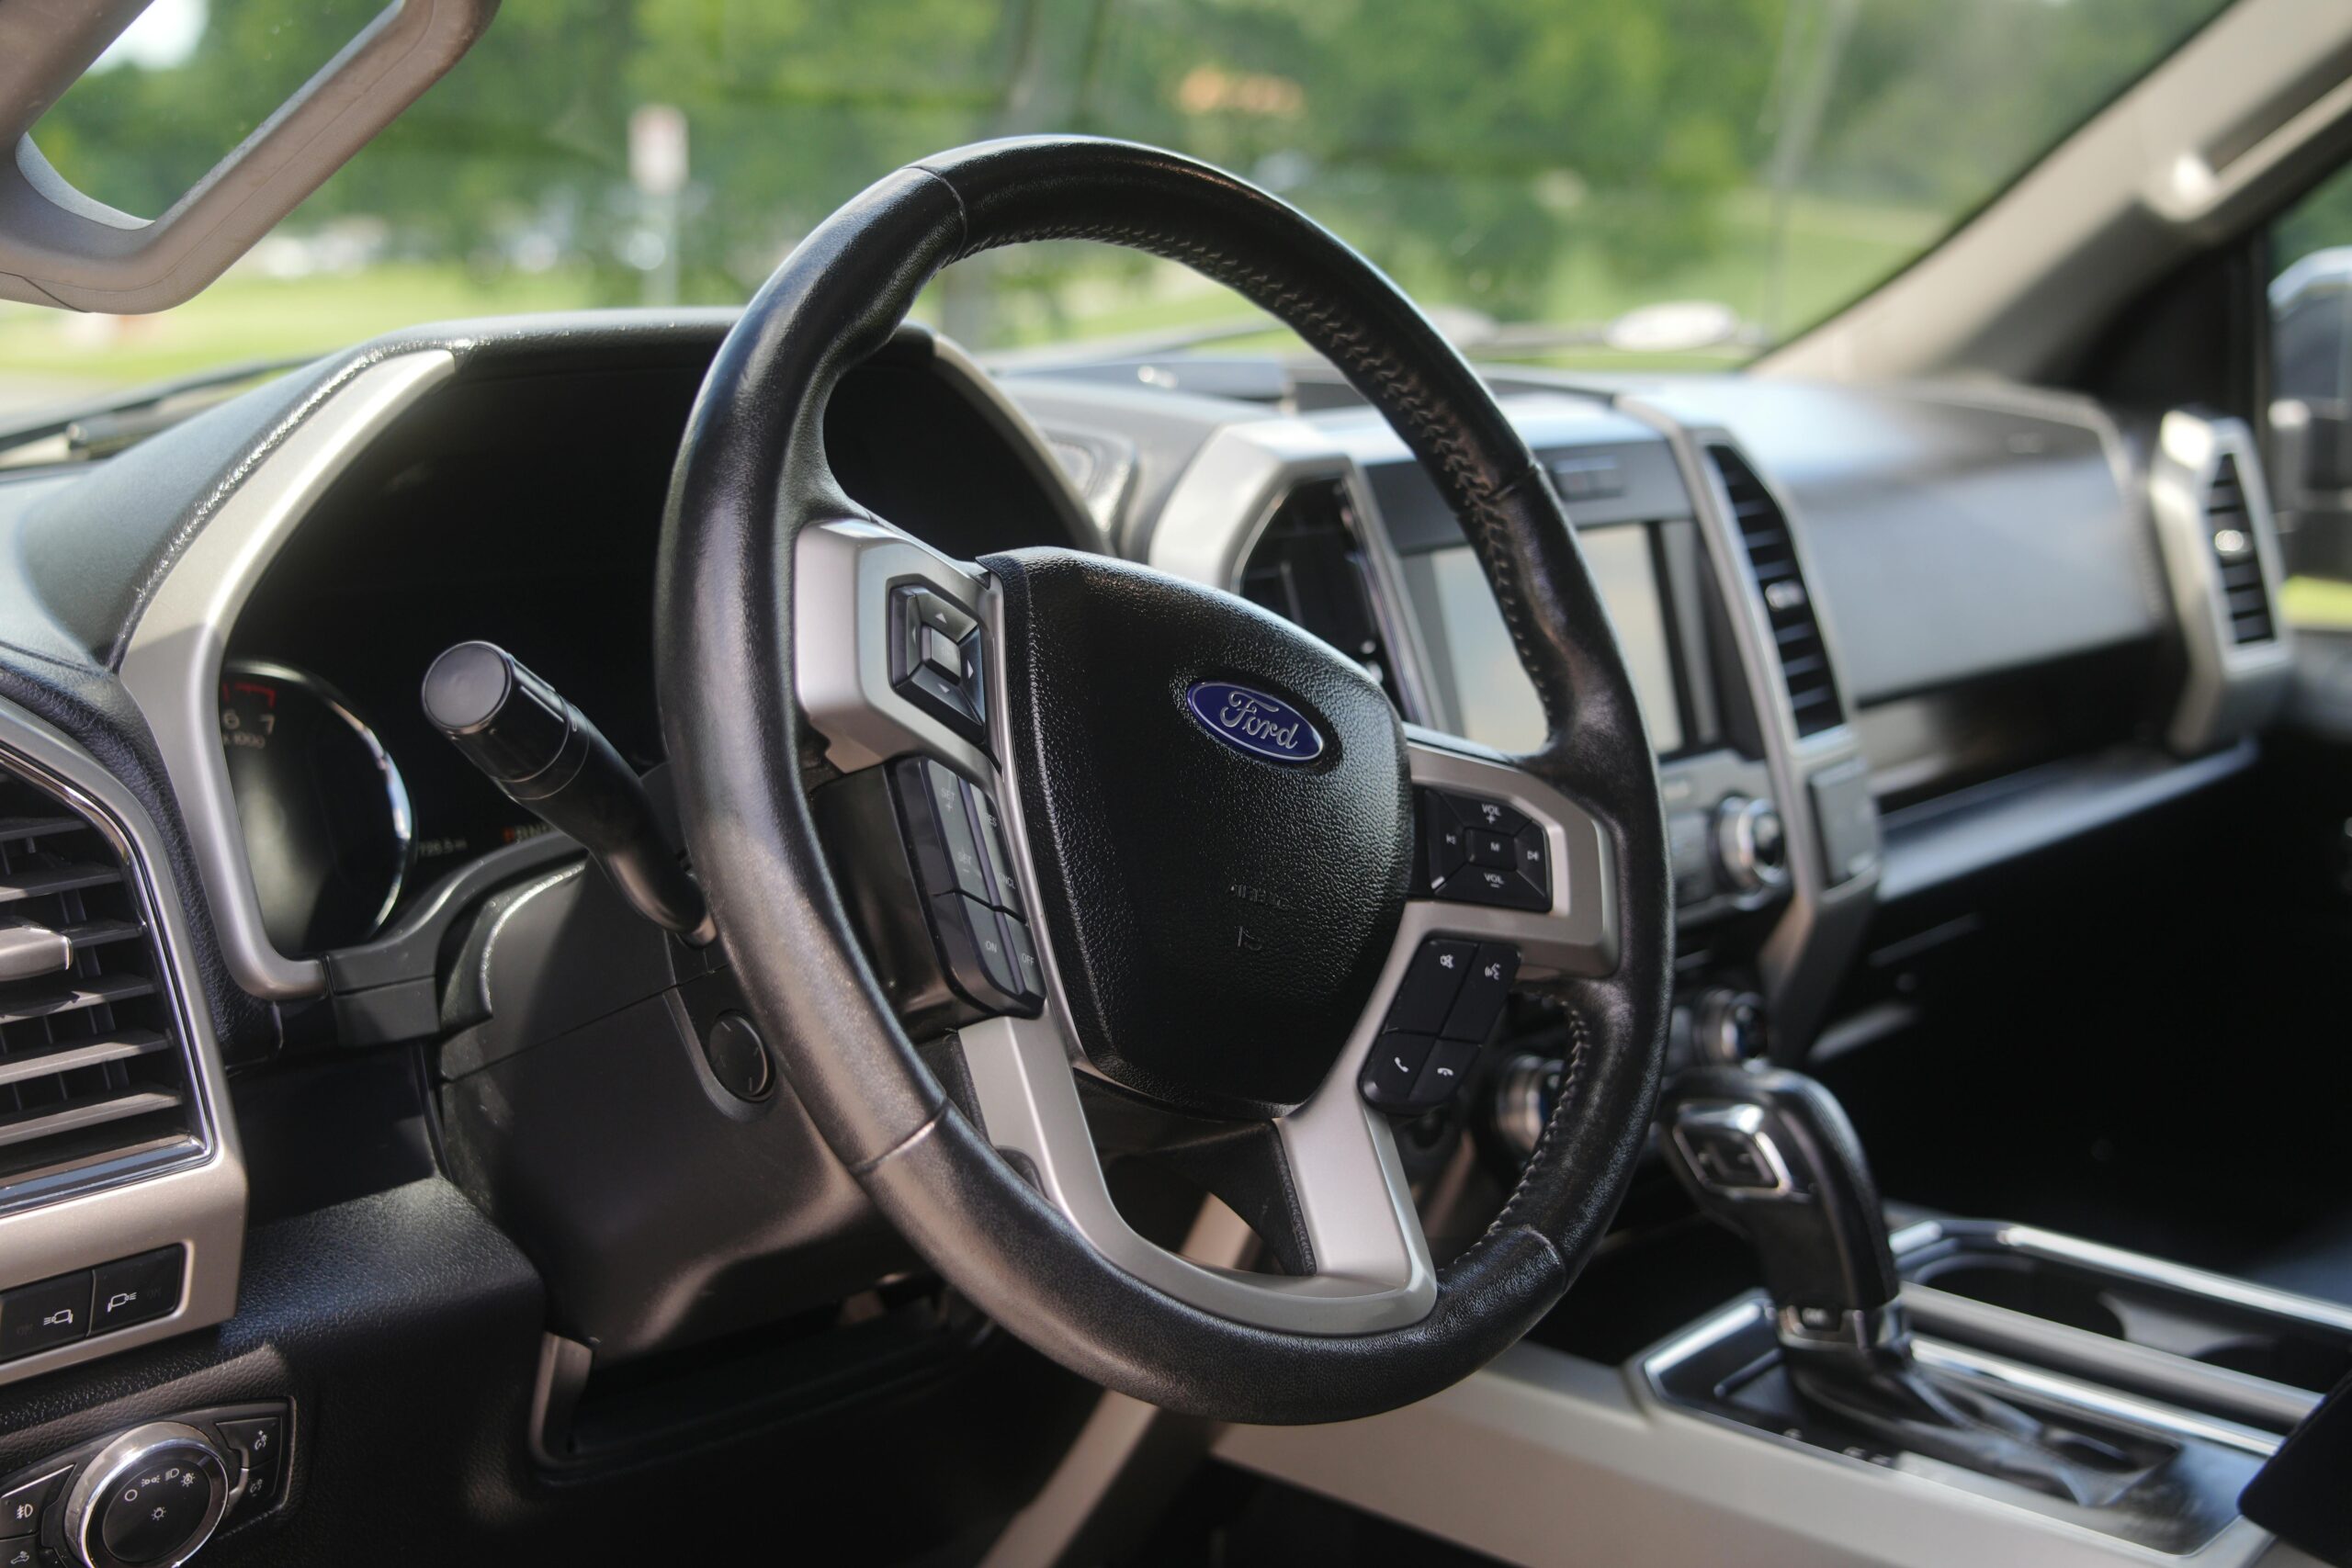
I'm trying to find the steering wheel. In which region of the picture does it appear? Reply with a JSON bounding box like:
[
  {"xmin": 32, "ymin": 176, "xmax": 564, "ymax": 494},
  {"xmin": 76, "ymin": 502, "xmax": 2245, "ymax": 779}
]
[{"xmin": 655, "ymin": 137, "xmax": 1671, "ymax": 1425}]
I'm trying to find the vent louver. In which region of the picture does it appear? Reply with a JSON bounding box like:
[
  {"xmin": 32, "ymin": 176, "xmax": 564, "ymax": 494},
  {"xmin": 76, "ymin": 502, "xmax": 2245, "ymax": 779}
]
[
  {"xmin": 1707, "ymin": 445, "xmax": 1846, "ymax": 738},
  {"xmin": 1238, "ymin": 479, "xmax": 1403, "ymax": 704},
  {"xmin": 0, "ymin": 761, "xmax": 195, "ymax": 1202},
  {"xmin": 2204, "ymin": 455, "xmax": 2275, "ymax": 645}
]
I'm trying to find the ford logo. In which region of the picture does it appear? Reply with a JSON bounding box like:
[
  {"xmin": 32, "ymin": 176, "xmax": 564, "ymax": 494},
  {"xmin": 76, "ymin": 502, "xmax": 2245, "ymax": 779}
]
[{"xmin": 1183, "ymin": 682, "xmax": 1325, "ymax": 764}]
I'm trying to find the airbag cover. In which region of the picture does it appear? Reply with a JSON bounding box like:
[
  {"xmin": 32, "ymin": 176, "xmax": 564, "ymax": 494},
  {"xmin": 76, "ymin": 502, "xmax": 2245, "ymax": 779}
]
[{"xmin": 983, "ymin": 548, "xmax": 1411, "ymax": 1117}]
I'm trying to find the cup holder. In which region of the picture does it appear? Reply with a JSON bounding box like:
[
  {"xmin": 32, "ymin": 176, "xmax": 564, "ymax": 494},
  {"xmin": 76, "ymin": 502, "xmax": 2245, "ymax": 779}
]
[
  {"xmin": 1911, "ymin": 1257, "xmax": 2126, "ymax": 1339},
  {"xmin": 2193, "ymin": 1333, "xmax": 2352, "ymax": 1395}
]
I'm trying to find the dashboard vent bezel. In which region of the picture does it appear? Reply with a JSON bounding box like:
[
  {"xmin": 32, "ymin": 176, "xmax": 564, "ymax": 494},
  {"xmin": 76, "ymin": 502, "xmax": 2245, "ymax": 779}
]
[
  {"xmin": 1704, "ymin": 444, "xmax": 1848, "ymax": 739},
  {"xmin": 2150, "ymin": 411, "xmax": 2291, "ymax": 755},
  {"xmin": 2202, "ymin": 453, "xmax": 2276, "ymax": 646},
  {"xmin": 0, "ymin": 753, "xmax": 211, "ymax": 1216}
]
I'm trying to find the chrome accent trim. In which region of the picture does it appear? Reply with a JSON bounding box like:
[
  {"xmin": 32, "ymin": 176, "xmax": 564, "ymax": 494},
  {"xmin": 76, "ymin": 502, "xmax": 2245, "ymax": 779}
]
[
  {"xmin": 1778, "ymin": 1301, "xmax": 1908, "ymax": 1354},
  {"xmin": 1902, "ymin": 1281, "xmax": 2322, "ymax": 1435},
  {"xmin": 119, "ymin": 349, "xmax": 458, "ymax": 1000},
  {"xmin": 2148, "ymin": 411, "xmax": 2293, "ymax": 753},
  {"xmin": 791, "ymin": 518, "xmax": 992, "ymax": 778},
  {"xmin": 221, "ymin": 660, "xmax": 414, "ymax": 945},
  {"xmin": 1907, "ymin": 1340, "xmax": 2279, "ymax": 1461},
  {"xmin": 64, "ymin": 1422, "xmax": 231, "ymax": 1568},
  {"xmin": 0, "ymin": 698, "xmax": 244, "ymax": 1390},
  {"xmin": 0, "ymin": 918, "xmax": 73, "ymax": 983},
  {"xmin": 1668, "ymin": 1100, "xmax": 1794, "ymax": 1197},
  {"xmin": 1621, "ymin": 410, "xmax": 1877, "ymax": 1050},
  {"xmin": 1944, "ymin": 1219, "xmax": 2352, "ymax": 1338},
  {"xmin": 1641, "ymin": 1291, "xmax": 2283, "ymax": 1466},
  {"xmin": 1713, "ymin": 795, "xmax": 1787, "ymax": 893}
]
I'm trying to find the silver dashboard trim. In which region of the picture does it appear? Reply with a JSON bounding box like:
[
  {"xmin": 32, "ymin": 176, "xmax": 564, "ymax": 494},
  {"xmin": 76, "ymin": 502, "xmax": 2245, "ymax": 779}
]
[
  {"xmin": 2148, "ymin": 410, "xmax": 2293, "ymax": 754},
  {"xmin": 0, "ymin": 697, "xmax": 245, "ymax": 1392},
  {"xmin": 118, "ymin": 348, "xmax": 458, "ymax": 1000}
]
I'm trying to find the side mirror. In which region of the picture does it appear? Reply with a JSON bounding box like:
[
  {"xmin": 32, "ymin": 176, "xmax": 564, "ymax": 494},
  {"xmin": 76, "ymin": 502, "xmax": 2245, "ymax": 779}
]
[{"xmin": 0, "ymin": 0, "xmax": 497, "ymax": 314}]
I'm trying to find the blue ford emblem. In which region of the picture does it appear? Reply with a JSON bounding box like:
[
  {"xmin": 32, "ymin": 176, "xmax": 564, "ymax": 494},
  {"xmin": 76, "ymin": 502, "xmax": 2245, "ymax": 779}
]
[{"xmin": 1183, "ymin": 682, "xmax": 1325, "ymax": 764}]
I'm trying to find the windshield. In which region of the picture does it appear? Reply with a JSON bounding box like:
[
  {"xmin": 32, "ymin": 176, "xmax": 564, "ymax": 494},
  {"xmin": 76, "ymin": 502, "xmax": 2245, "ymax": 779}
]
[{"xmin": 2, "ymin": 0, "xmax": 2228, "ymax": 414}]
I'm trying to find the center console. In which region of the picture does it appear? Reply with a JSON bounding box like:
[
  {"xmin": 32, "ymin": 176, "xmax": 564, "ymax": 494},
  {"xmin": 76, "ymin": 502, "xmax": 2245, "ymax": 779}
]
[{"xmin": 1217, "ymin": 1066, "xmax": 2340, "ymax": 1565}]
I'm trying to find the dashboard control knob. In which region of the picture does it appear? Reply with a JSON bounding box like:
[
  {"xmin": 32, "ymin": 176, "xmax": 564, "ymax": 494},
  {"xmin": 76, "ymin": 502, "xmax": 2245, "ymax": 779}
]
[
  {"xmin": 1713, "ymin": 795, "xmax": 1788, "ymax": 894},
  {"xmin": 1693, "ymin": 987, "xmax": 1770, "ymax": 1065},
  {"xmin": 62, "ymin": 1423, "xmax": 230, "ymax": 1568}
]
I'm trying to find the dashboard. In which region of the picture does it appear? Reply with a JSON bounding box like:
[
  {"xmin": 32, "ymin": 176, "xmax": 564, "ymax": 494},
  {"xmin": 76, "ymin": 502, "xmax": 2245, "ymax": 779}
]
[{"xmin": 0, "ymin": 305, "xmax": 2300, "ymax": 1562}]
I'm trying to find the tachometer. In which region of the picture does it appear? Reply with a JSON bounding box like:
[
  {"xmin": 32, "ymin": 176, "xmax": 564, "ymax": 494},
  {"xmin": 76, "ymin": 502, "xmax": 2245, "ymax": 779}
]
[{"xmin": 220, "ymin": 660, "xmax": 413, "ymax": 955}]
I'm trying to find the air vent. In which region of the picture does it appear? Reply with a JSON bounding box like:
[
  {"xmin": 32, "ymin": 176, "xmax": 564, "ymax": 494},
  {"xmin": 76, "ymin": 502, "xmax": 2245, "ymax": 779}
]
[
  {"xmin": 0, "ymin": 761, "xmax": 196, "ymax": 1203},
  {"xmin": 1238, "ymin": 479, "xmax": 1403, "ymax": 704},
  {"xmin": 1707, "ymin": 445, "xmax": 1846, "ymax": 738},
  {"xmin": 2204, "ymin": 454, "xmax": 2275, "ymax": 645}
]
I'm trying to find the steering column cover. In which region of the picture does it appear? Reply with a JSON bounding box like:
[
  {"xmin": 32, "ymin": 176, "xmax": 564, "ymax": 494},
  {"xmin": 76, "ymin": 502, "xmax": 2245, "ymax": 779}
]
[{"xmin": 656, "ymin": 138, "xmax": 1671, "ymax": 1422}]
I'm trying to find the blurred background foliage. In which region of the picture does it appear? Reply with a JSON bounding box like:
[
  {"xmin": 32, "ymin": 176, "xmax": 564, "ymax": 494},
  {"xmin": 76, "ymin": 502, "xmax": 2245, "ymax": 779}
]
[{"xmin": 4, "ymin": 0, "xmax": 2232, "ymax": 400}]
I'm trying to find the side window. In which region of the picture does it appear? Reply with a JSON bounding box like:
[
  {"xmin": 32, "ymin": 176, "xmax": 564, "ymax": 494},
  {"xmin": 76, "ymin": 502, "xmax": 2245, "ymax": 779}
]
[{"xmin": 2269, "ymin": 164, "xmax": 2352, "ymax": 616}]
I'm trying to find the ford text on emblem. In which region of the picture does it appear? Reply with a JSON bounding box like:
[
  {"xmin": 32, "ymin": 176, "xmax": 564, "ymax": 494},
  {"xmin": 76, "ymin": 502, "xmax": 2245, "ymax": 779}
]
[{"xmin": 1183, "ymin": 682, "xmax": 1325, "ymax": 764}]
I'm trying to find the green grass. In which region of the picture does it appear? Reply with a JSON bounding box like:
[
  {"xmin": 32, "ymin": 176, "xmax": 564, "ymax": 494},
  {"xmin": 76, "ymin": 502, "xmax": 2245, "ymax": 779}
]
[
  {"xmin": 0, "ymin": 187, "xmax": 1944, "ymax": 407},
  {"xmin": 2283, "ymin": 574, "xmax": 2352, "ymax": 631}
]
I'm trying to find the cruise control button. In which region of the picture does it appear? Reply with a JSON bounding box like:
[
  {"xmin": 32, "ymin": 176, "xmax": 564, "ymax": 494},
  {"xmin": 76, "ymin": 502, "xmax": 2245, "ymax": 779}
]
[
  {"xmin": 1385, "ymin": 939, "xmax": 1476, "ymax": 1034},
  {"xmin": 1001, "ymin": 914, "xmax": 1046, "ymax": 1003},
  {"xmin": 929, "ymin": 894, "xmax": 1035, "ymax": 1016},
  {"xmin": 966, "ymin": 788, "xmax": 1027, "ymax": 918},
  {"xmin": 0, "ymin": 1469, "xmax": 64, "ymax": 1539},
  {"xmin": 896, "ymin": 759, "xmax": 993, "ymax": 903},
  {"xmin": 0, "ymin": 1271, "xmax": 92, "ymax": 1361},
  {"xmin": 1441, "ymin": 943, "xmax": 1519, "ymax": 1042},
  {"xmin": 1361, "ymin": 1033, "xmax": 1433, "ymax": 1111}
]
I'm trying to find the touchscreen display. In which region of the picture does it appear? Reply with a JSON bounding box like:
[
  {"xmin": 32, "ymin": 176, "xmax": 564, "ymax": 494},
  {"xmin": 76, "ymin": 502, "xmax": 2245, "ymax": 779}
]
[{"xmin": 1416, "ymin": 525, "xmax": 1683, "ymax": 753}]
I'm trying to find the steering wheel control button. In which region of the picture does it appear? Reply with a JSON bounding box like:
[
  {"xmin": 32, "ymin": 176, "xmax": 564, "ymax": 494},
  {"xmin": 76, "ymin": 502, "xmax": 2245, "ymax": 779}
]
[
  {"xmin": 0, "ymin": 1269, "xmax": 93, "ymax": 1361},
  {"xmin": 1420, "ymin": 793, "xmax": 1467, "ymax": 884},
  {"xmin": 701, "ymin": 1012, "xmax": 775, "ymax": 1102},
  {"xmin": 1385, "ymin": 939, "xmax": 1476, "ymax": 1034},
  {"xmin": 1414, "ymin": 1040, "xmax": 1479, "ymax": 1103},
  {"xmin": 928, "ymin": 895, "xmax": 1041, "ymax": 1017},
  {"xmin": 1360, "ymin": 1033, "xmax": 1434, "ymax": 1111},
  {"xmin": 899, "ymin": 758, "xmax": 993, "ymax": 903},
  {"xmin": 89, "ymin": 1247, "xmax": 186, "ymax": 1337},
  {"xmin": 1419, "ymin": 790, "xmax": 1549, "ymax": 909},
  {"xmin": 0, "ymin": 1470, "xmax": 64, "ymax": 1539},
  {"xmin": 1001, "ymin": 915, "xmax": 1046, "ymax": 1001},
  {"xmin": 888, "ymin": 585, "xmax": 989, "ymax": 749},
  {"xmin": 1441, "ymin": 944, "xmax": 1520, "ymax": 1043},
  {"xmin": 965, "ymin": 788, "xmax": 1027, "ymax": 919}
]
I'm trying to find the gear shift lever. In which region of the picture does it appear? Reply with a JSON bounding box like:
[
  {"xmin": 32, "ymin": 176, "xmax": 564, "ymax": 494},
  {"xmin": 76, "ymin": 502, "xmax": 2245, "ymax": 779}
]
[
  {"xmin": 1660, "ymin": 1064, "xmax": 1904, "ymax": 1357},
  {"xmin": 1660, "ymin": 1065, "xmax": 2147, "ymax": 1506}
]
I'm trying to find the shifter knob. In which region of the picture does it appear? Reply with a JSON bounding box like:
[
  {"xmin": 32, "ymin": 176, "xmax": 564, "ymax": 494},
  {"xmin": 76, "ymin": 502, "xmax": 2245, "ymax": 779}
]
[{"xmin": 1658, "ymin": 1065, "xmax": 1902, "ymax": 1349}]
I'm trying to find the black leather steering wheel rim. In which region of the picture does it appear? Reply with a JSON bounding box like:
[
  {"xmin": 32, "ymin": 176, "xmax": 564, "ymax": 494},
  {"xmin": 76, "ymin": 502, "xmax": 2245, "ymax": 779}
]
[{"xmin": 655, "ymin": 136, "xmax": 1672, "ymax": 1424}]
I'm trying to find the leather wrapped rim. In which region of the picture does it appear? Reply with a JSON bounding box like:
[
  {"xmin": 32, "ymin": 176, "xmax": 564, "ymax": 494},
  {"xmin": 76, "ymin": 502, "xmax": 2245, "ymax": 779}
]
[{"xmin": 654, "ymin": 136, "xmax": 1672, "ymax": 1423}]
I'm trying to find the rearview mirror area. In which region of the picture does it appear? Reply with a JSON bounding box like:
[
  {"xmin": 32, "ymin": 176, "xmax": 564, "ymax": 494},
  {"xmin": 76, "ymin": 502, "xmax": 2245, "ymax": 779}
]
[{"xmin": 0, "ymin": 0, "xmax": 497, "ymax": 314}]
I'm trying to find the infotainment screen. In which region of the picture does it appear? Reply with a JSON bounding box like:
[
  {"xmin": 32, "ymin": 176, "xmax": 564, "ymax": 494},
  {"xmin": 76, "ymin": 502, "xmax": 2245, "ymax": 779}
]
[{"xmin": 1407, "ymin": 525, "xmax": 1685, "ymax": 754}]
